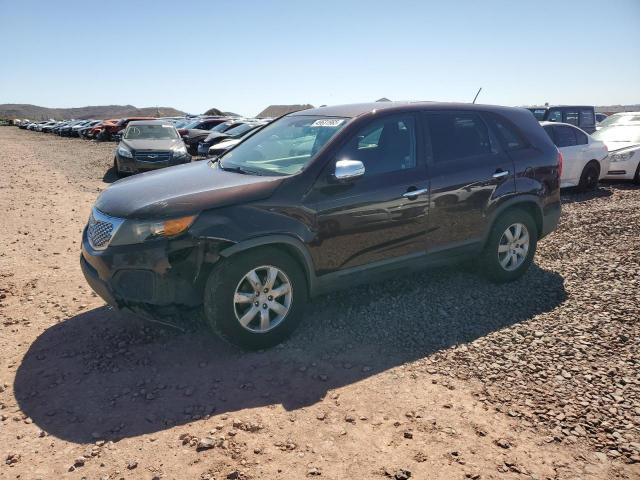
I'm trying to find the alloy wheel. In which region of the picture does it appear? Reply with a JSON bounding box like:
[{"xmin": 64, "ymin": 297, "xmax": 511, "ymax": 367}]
[
  {"xmin": 233, "ymin": 265, "xmax": 293, "ymax": 333},
  {"xmin": 497, "ymin": 223, "xmax": 530, "ymax": 271}
]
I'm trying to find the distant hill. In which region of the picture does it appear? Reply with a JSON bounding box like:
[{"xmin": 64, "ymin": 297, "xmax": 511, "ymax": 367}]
[
  {"xmin": 204, "ymin": 107, "xmax": 242, "ymax": 117},
  {"xmin": 256, "ymin": 104, "xmax": 314, "ymax": 118},
  {"xmin": 596, "ymin": 104, "xmax": 640, "ymax": 114},
  {"xmin": 0, "ymin": 104, "xmax": 186, "ymax": 121}
]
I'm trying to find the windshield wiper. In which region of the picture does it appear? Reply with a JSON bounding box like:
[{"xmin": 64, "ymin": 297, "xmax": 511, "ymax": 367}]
[{"xmin": 219, "ymin": 162, "xmax": 261, "ymax": 176}]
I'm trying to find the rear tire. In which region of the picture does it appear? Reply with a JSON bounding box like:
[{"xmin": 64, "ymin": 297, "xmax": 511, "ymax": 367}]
[
  {"xmin": 480, "ymin": 209, "xmax": 538, "ymax": 283},
  {"xmin": 203, "ymin": 247, "xmax": 308, "ymax": 350},
  {"xmin": 577, "ymin": 161, "xmax": 600, "ymax": 191}
]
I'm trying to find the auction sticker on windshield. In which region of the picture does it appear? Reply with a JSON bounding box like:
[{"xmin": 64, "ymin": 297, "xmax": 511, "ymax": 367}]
[{"xmin": 311, "ymin": 119, "xmax": 345, "ymax": 127}]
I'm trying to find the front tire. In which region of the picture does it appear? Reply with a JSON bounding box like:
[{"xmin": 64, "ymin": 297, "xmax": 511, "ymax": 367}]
[
  {"xmin": 113, "ymin": 158, "xmax": 125, "ymax": 178},
  {"xmin": 203, "ymin": 247, "xmax": 308, "ymax": 350},
  {"xmin": 577, "ymin": 161, "xmax": 600, "ymax": 191},
  {"xmin": 480, "ymin": 209, "xmax": 537, "ymax": 283}
]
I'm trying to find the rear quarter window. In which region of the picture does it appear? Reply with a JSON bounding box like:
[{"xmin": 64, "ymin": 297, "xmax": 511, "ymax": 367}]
[
  {"xmin": 489, "ymin": 116, "xmax": 528, "ymax": 151},
  {"xmin": 553, "ymin": 126, "xmax": 577, "ymax": 147},
  {"xmin": 573, "ymin": 128, "xmax": 588, "ymax": 145}
]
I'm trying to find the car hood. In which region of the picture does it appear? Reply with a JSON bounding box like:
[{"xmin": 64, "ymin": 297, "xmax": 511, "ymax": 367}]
[
  {"xmin": 601, "ymin": 141, "xmax": 640, "ymax": 153},
  {"xmin": 212, "ymin": 138, "xmax": 240, "ymax": 150},
  {"xmin": 121, "ymin": 138, "xmax": 183, "ymax": 151},
  {"xmin": 95, "ymin": 160, "xmax": 284, "ymax": 219}
]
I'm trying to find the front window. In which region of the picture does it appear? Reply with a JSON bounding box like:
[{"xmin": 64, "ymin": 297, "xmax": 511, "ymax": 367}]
[
  {"xmin": 219, "ymin": 116, "xmax": 348, "ymax": 176},
  {"xmin": 124, "ymin": 124, "xmax": 179, "ymax": 140},
  {"xmin": 592, "ymin": 125, "xmax": 640, "ymax": 143},
  {"xmin": 337, "ymin": 115, "xmax": 417, "ymax": 174}
]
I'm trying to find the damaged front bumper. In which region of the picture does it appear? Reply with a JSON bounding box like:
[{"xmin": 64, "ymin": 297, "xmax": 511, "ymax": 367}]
[{"xmin": 80, "ymin": 228, "xmax": 224, "ymax": 310}]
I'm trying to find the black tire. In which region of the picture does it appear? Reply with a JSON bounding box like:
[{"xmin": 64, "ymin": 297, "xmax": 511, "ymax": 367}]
[
  {"xmin": 203, "ymin": 247, "xmax": 308, "ymax": 350},
  {"xmin": 480, "ymin": 208, "xmax": 538, "ymax": 283},
  {"xmin": 577, "ymin": 161, "xmax": 600, "ymax": 191},
  {"xmin": 634, "ymin": 162, "xmax": 640, "ymax": 186},
  {"xmin": 113, "ymin": 158, "xmax": 125, "ymax": 178}
]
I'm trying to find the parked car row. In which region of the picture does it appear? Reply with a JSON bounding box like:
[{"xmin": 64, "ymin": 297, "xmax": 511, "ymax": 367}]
[
  {"xmin": 11, "ymin": 101, "xmax": 640, "ymax": 349},
  {"xmin": 525, "ymin": 106, "xmax": 640, "ymax": 189}
]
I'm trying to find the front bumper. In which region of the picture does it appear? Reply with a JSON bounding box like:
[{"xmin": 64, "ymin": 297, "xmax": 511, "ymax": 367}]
[
  {"xmin": 603, "ymin": 157, "xmax": 637, "ymax": 180},
  {"xmin": 116, "ymin": 152, "xmax": 192, "ymax": 173},
  {"xmin": 80, "ymin": 229, "xmax": 208, "ymax": 308}
]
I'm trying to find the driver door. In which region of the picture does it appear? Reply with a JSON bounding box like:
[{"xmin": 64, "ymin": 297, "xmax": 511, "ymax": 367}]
[{"xmin": 305, "ymin": 113, "xmax": 430, "ymax": 275}]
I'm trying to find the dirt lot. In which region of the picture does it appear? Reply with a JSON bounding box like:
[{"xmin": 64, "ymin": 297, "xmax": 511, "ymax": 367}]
[{"xmin": 0, "ymin": 127, "xmax": 638, "ymax": 480}]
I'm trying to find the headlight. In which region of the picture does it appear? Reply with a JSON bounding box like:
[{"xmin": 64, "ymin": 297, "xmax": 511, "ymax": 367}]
[
  {"xmin": 110, "ymin": 214, "xmax": 196, "ymax": 246},
  {"xmin": 173, "ymin": 145, "xmax": 188, "ymax": 156},
  {"xmin": 609, "ymin": 150, "xmax": 635, "ymax": 162},
  {"xmin": 117, "ymin": 145, "xmax": 133, "ymax": 158}
]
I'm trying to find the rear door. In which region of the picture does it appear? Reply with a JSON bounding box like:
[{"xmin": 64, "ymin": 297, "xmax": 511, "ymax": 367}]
[
  {"xmin": 551, "ymin": 125, "xmax": 581, "ymax": 185},
  {"xmin": 422, "ymin": 111, "xmax": 515, "ymax": 252}
]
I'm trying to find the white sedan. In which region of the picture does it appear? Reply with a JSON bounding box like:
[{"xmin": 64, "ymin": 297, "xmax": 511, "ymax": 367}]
[
  {"xmin": 593, "ymin": 123, "xmax": 640, "ymax": 183},
  {"xmin": 541, "ymin": 122, "xmax": 609, "ymax": 190}
]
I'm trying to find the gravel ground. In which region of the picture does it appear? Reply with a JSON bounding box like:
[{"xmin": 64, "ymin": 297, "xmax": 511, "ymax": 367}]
[{"xmin": 0, "ymin": 127, "xmax": 638, "ymax": 479}]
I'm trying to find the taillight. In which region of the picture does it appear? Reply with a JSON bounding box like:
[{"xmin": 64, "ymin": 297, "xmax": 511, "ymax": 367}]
[{"xmin": 557, "ymin": 151, "xmax": 563, "ymax": 178}]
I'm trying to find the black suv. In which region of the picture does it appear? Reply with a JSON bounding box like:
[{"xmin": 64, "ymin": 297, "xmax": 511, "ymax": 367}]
[
  {"xmin": 81, "ymin": 102, "xmax": 561, "ymax": 349},
  {"xmin": 528, "ymin": 105, "xmax": 597, "ymax": 133}
]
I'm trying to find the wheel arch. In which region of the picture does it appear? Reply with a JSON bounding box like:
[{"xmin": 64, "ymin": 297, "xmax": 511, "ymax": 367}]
[
  {"xmin": 585, "ymin": 159, "xmax": 601, "ymax": 174},
  {"xmin": 484, "ymin": 196, "xmax": 544, "ymax": 245},
  {"xmin": 218, "ymin": 235, "xmax": 317, "ymax": 295}
]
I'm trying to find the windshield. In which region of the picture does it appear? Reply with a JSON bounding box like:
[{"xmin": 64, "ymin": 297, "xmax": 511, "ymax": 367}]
[
  {"xmin": 124, "ymin": 124, "xmax": 179, "ymax": 140},
  {"xmin": 598, "ymin": 113, "xmax": 640, "ymax": 128},
  {"xmin": 225, "ymin": 123, "xmax": 257, "ymax": 137},
  {"xmin": 592, "ymin": 125, "xmax": 640, "ymax": 143},
  {"xmin": 219, "ymin": 115, "xmax": 348, "ymax": 176},
  {"xmin": 182, "ymin": 119, "xmax": 207, "ymax": 130},
  {"xmin": 172, "ymin": 119, "xmax": 192, "ymax": 128},
  {"xmin": 211, "ymin": 121, "xmax": 237, "ymax": 133}
]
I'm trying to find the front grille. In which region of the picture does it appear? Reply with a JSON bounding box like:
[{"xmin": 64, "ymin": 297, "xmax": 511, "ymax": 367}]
[
  {"xmin": 134, "ymin": 151, "xmax": 172, "ymax": 162},
  {"xmin": 87, "ymin": 209, "xmax": 124, "ymax": 250}
]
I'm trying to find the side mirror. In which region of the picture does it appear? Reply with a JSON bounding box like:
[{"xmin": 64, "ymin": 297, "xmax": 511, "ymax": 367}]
[{"xmin": 333, "ymin": 159, "xmax": 365, "ymax": 183}]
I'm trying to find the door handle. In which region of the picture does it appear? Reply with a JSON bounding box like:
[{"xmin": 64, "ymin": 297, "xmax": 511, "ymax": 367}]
[
  {"xmin": 402, "ymin": 188, "xmax": 429, "ymax": 199},
  {"xmin": 492, "ymin": 170, "xmax": 509, "ymax": 179}
]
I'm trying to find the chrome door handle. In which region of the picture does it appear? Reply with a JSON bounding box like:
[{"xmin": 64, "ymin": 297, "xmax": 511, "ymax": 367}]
[
  {"xmin": 492, "ymin": 170, "xmax": 509, "ymax": 179},
  {"xmin": 402, "ymin": 188, "xmax": 429, "ymax": 198}
]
